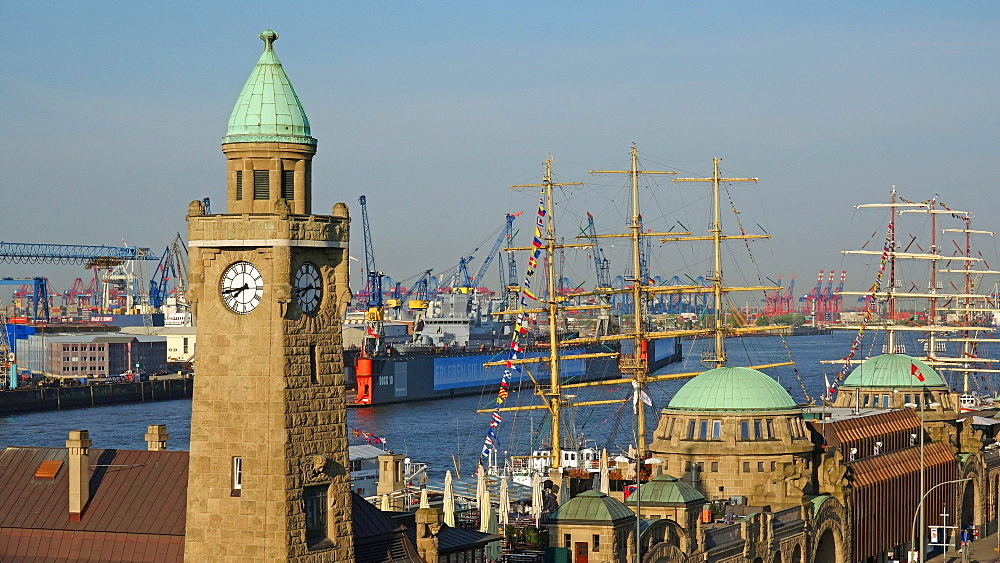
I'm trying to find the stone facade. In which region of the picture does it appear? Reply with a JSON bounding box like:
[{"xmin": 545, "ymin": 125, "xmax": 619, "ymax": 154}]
[
  {"xmin": 183, "ymin": 201, "xmax": 354, "ymax": 562},
  {"xmin": 183, "ymin": 30, "xmax": 355, "ymax": 561},
  {"xmin": 223, "ymin": 142, "xmax": 316, "ymax": 215},
  {"xmin": 650, "ymin": 409, "xmax": 814, "ymax": 509}
]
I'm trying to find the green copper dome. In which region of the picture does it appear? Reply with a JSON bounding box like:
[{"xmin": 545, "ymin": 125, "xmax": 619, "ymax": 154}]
[
  {"xmin": 623, "ymin": 474, "xmax": 705, "ymax": 506},
  {"xmin": 546, "ymin": 490, "xmax": 636, "ymax": 523},
  {"xmin": 666, "ymin": 366, "xmax": 797, "ymax": 412},
  {"xmin": 223, "ymin": 29, "xmax": 316, "ymax": 145},
  {"xmin": 842, "ymin": 354, "xmax": 946, "ymax": 389}
]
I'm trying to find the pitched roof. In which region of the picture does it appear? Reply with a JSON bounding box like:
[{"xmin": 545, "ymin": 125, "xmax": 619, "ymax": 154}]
[
  {"xmin": 401, "ymin": 524, "xmax": 502, "ymax": 554},
  {"xmin": 0, "ymin": 447, "xmax": 188, "ymax": 535},
  {"xmin": 351, "ymin": 493, "xmax": 422, "ymax": 562}
]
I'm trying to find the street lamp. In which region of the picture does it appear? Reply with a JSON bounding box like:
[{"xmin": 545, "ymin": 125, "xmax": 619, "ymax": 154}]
[
  {"xmin": 905, "ymin": 399, "xmax": 943, "ymax": 562},
  {"xmin": 909, "ymin": 478, "xmax": 971, "ymax": 562},
  {"xmin": 634, "ymin": 456, "xmax": 662, "ymax": 563}
]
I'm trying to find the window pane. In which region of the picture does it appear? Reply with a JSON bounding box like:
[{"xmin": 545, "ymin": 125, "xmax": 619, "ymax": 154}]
[
  {"xmin": 304, "ymin": 485, "xmax": 328, "ymax": 541},
  {"xmin": 753, "ymin": 420, "xmax": 762, "ymax": 439},
  {"xmin": 699, "ymin": 420, "xmax": 708, "ymax": 440},
  {"xmin": 712, "ymin": 420, "xmax": 722, "ymax": 439},
  {"xmin": 740, "ymin": 420, "xmax": 750, "ymax": 440},
  {"xmin": 766, "ymin": 419, "xmax": 774, "ymax": 439},
  {"xmin": 687, "ymin": 420, "xmax": 696, "ymax": 439}
]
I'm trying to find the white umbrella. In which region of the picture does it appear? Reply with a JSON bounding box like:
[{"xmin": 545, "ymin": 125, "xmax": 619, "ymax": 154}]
[
  {"xmin": 476, "ymin": 464, "xmax": 486, "ymax": 510},
  {"xmin": 479, "ymin": 490, "xmax": 492, "ymax": 533},
  {"xmin": 380, "ymin": 493, "xmax": 391, "ymax": 512},
  {"xmin": 419, "ymin": 488, "xmax": 429, "ymax": 508},
  {"xmin": 484, "ymin": 494, "xmax": 502, "ymax": 562},
  {"xmin": 530, "ymin": 472, "xmax": 543, "ymax": 525},
  {"xmin": 498, "ymin": 476, "xmax": 510, "ymax": 528},
  {"xmin": 443, "ymin": 470, "xmax": 456, "ymax": 527},
  {"xmin": 599, "ymin": 448, "xmax": 610, "ymax": 494}
]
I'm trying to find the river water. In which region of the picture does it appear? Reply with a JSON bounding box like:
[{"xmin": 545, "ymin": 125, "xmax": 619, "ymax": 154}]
[{"xmin": 1, "ymin": 331, "xmax": 988, "ymax": 480}]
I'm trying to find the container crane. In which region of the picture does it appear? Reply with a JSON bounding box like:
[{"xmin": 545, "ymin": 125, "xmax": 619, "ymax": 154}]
[
  {"xmin": 764, "ymin": 275, "xmax": 784, "ymax": 316},
  {"xmin": 358, "ymin": 195, "xmax": 384, "ymax": 321},
  {"xmin": 817, "ymin": 271, "xmax": 835, "ymax": 322},
  {"xmin": 1, "ymin": 278, "xmax": 50, "ymax": 322},
  {"xmin": 800, "ymin": 270, "xmax": 825, "ymax": 315},
  {"xmin": 830, "ymin": 271, "xmax": 847, "ymax": 320},
  {"xmin": 781, "ymin": 276, "xmax": 796, "ymax": 315}
]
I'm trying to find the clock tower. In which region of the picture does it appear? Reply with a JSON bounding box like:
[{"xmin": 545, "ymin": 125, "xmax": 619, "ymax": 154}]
[{"xmin": 184, "ymin": 30, "xmax": 353, "ymax": 562}]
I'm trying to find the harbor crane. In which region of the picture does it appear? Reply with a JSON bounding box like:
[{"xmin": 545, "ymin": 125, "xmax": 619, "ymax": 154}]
[
  {"xmin": 0, "ymin": 278, "xmax": 50, "ymax": 322},
  {"xmin": 357, "ymin": 195, "xmax": 384, "ymax": 321},
  {"xmin": 149, "ymin": 233, "xmax": 189, "ymax": 312}
]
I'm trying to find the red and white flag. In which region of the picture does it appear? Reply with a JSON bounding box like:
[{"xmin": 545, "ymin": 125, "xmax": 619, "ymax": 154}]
[
  {"xmin": 366, "ymin": 325, "xmax": 378, "ymax": 338},
  {"xmin": 911, "ymin": 363, "xmax": 925, "ymax": 382}
]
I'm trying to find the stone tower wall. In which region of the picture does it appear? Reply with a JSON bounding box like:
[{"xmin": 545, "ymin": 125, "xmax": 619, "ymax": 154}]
[{"xmin": 184, "ymin": 207, "xmax": 353, "ymax": 562}]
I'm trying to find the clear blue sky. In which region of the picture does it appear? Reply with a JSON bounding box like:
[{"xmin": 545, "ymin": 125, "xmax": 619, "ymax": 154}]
[{"xmin": 2, "ymin": 2, "xmax": 998, "ymax": 298}]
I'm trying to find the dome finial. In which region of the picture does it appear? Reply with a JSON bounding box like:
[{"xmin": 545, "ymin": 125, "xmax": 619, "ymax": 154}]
[{"xmin": 260, "ymin": 29, "xmax": 278, "ymax": 51}]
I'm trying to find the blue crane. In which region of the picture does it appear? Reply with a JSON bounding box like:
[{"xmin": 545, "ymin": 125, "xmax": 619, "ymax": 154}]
[
  {"xmin": 0, "ymin": 278, "xmax": 50, "ymax": 322},
  {"xmin": 502, "ymin": 213, "xmax": 520, "ymax": 309},
  {"xmin": 0, "ymin": 242, "xmax": 158, "ymax": 265},
  {"xmin": 453, "ymin": 213, "xmax": 521, "ymax": 293},
  {"xmin": 149, "ymin": 234, "xmax": 189, "ymax": 310},
  {"xmin": 357, "ymin": 195, "xmax": 384, "ymax": 316},
  {"xmin": 473, "ymin": 212, "xmax": 521, "ymax": 290}
]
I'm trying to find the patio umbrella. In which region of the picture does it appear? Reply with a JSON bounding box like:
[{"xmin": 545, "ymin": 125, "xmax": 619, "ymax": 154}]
[
  {"xmin": 419, "ymin": 488, "xmax": 429, "ymax": 509},
  {"xmin": 599, "ymin": 448, "xmax": 610, "ymax": 494},
  {"xmin": 531, "ymin": 472, "xmax": 543, "ymax": 525},
  {"xmin": 484, "ymin": 494, "xmax": 502, "ymax": 562},
  {"xmin": 479, "ymin": 490, "xmax": 492, "ymax": 533},
  {"xmin": 380, "ymin": 493, "xmax": 390, "ymax": 512},
  {"xmin": 476, "ymin": 464, "xmax": 486, "ymax": 510},
  {"xmin": 443, "ymin": 470, "xmax": 456, "ymax": 527},
  {"xmin": 556, "ymin": 474, "xmax": 568, "ymax": 506},
  {"xmin": 498, "ymin": 476, "xmax": 510, "ymax": 527}
]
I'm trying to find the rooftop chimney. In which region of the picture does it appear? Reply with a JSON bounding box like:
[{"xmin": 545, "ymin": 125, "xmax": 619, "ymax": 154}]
[
  {"xmin": 65, "ymin": 429, "xmax": 92, "ymax": 521},
  {"xmin": 145, "ymin": 424, "xmax": 169, "ymax": 451}
]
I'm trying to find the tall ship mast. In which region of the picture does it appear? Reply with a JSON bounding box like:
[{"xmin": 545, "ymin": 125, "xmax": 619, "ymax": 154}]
[
  {"xmin": 829, "ymin": 187, "xmax": 1000, "ymax": 409},
  {"xmin": 482, "ymin": 150, "xmax": 798, "ymax": 478}
]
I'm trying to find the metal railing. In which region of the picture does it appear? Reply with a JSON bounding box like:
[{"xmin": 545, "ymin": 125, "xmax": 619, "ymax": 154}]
[
  {"xmin": 772, "ymin": 505, "xmax": 802, "ymax": 527},
  {"xmin": 704, "ymin": 523, "xmax": 742, "ymax": 548}
]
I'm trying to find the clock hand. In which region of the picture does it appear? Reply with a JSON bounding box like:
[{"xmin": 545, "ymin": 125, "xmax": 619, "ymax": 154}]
[{"xmin": 223, "ymin": 284, "xmax": 250, "ymax": 295}]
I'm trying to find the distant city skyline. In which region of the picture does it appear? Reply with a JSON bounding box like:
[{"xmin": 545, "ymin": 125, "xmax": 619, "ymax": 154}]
[{"xmin": 3, "ymin": 2, "xmax": 998, "ymax": 303}]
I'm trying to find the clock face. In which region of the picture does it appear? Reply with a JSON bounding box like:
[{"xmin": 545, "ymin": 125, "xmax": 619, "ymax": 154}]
[
  {"xmin": 220, "ymin": 261, "xmax": 264, "ymax": 314},
  {"xmin": 294, "ymin": 262, "xmax": 323, "ymax": 314}
]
